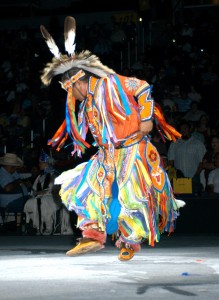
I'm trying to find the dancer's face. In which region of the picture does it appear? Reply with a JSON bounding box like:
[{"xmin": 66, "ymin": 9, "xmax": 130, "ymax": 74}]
[
  {"xmin": 61, "ymin": 79, "xmax": 88, "ymax": 102},
  {"xmin": 72, "ymin": 80, "xmax": 88, "ymax": 102}
]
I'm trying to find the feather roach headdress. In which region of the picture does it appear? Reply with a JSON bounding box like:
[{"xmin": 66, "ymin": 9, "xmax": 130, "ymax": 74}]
[
  {"xmin": 40, "ymin": 16, "xmax": 115, "ymax": 86},
  {"xmin": 40, "ymin": 16, "xmax": 115, "ymax": 156}
]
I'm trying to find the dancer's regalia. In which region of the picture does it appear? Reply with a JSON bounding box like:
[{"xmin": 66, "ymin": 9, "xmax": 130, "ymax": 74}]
[{"xmin": 40, "ymin": 16, "xmax": 184, "ymax": 260}]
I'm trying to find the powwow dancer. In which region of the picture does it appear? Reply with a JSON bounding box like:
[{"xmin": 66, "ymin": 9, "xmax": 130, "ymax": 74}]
[{"xmin": 40, "ymin": 16, "xmax": 185, "ymax": 261}]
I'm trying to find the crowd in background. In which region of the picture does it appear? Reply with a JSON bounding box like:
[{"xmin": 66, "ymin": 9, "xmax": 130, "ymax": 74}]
[{"xmin": 0, "ymin": 7, "xmax": 219, "ymax": 198}]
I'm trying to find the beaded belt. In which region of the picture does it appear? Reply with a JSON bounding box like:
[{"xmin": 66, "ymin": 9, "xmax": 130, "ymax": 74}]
[{"xmin": 114, "ymin": 132, "xmax": 144, "ymax": 149}]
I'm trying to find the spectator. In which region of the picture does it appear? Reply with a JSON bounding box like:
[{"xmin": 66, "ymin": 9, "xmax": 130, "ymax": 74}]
[
  {"xmin": 187, "ymin": 84, "xmax": 202, "ymax": 103},
  {"xmin": 196, "ymin": 114, "xmax": 211, "ymax": 142},
  {"xmin": 23, "ymin": 149, "xmax": 59, "ymax": 235},
  {"xmin": 201, "ymin": 64, "xmax": 219, "ymax": 87},
  {"xmin": 201, "ymin": 135, "xmax": 219, "ymax": 188},
  {"xmin": 173, "ymin": 89, "xmax": 193, "ymax": 114},
  {"xmin": 183, "ymin": 101, "xmax": 207, "ymax": 123},
  {"xmin": 190, "ymin": 121, "xmax": 205, "ymax": 144},
  {"xmin": 206, "ymin": 152, "xmax": 219, "ymax": 198},
  {"xmin": 0, "ymin": 153, "xmax": 30, "ymax": 232},
  {"xmin": 168, "ymin": 120, "xmax": 206, "ymax": 195},
  {"xmin": 161, "ymin": 93, "xmax": 177, "ymax": 113}
]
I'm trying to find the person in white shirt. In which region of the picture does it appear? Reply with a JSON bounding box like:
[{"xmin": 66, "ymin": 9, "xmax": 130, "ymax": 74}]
[
  {"xmin": 207, "ymin": 152, "xmax": 219, "ymax": 197},
  {"xmin": 168, "ymin": 120, "xmax": 206, "ymax": 195}
]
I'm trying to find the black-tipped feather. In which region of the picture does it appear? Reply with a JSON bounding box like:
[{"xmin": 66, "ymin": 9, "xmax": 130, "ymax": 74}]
[
  {"xmin": 40, "ymin": 25, "xmax": 60, "ymax": 58},
  {"xmin": 64, "ymin": 16, "xmax": 76, "ymax": 56}
]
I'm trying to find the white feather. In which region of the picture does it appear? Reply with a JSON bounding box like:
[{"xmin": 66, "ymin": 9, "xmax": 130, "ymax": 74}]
[
  {"xmin": 65, "ymin": 30, "xmax": 76, "ymax": 56},
  {"xmin": 40, "ymin": 25, "xmax": 60, "ymax": 59},
  {"xmin": 46, "ymin": 38, "xmax": 60, "ymax": 58}
]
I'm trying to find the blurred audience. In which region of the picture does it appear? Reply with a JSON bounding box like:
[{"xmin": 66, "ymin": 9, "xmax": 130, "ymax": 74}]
[{"xmin": 0, "ymin": 5, "xmax": 218, "ymax": 223}]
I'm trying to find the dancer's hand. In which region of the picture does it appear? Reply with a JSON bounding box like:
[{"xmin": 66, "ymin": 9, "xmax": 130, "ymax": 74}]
[{"xmin": 139, "ymin": 120, "xmax": 153, "ymax": 136}]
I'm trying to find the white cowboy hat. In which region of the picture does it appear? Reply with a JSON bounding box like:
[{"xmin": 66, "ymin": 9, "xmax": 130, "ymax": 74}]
[{"xmin": 0, "ymin": 153, "xmax": 23, "ymax": 167}]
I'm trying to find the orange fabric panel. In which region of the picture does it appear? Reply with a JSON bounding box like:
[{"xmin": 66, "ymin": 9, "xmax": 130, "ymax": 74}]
[
  {"xmin": 116, "ymin": 74, "xmax": 153, "ymax": 121},
  {"xmin": 107, "ymin": 103, "xmax": 140, "ymax": 140}
]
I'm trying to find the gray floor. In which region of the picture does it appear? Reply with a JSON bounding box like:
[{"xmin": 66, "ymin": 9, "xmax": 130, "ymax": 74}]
[{"xmin": 0, "ymin": 233, "xmax": 219, "ymax": 300}]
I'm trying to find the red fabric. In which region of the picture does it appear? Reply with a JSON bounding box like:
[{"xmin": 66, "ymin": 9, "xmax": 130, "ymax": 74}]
[{"xmin": 83, "ymin": 228, "xmax": 106, "ymax": 244}]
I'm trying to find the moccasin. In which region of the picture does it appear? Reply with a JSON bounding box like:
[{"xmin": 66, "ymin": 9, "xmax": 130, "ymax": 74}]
[
  {"xmin": 118, "ymin": 247, "xmax": 135, "ymax": 261},
  {"xmin": 66, "ymin": 239, "xmax": 104, "ymax": 256}
]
